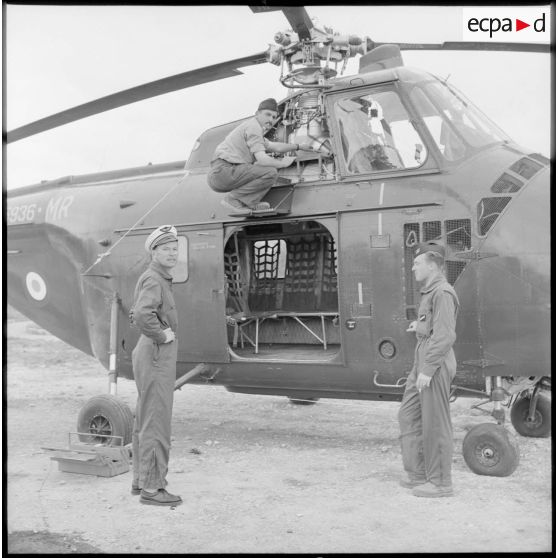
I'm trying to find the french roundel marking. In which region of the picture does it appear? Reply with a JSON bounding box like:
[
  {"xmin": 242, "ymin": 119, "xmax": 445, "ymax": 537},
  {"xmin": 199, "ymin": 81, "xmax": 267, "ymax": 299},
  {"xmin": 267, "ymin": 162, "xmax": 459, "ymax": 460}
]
[{"xmin": 25, "ymin": 272, "xmax": 47, "ymax": 301}]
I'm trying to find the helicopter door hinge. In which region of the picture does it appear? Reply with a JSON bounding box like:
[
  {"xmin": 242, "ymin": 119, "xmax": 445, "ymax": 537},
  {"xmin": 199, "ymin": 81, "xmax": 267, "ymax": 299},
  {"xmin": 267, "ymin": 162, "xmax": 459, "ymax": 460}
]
[{"xmin": 454, "ymin": 249, "xmax": 499, "ymax": 261}]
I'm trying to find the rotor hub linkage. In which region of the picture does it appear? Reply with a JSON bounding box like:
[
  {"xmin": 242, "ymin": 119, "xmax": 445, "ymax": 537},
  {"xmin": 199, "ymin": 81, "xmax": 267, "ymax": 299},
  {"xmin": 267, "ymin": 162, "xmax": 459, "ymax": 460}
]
[{"xmin": 268, "ymin": 24, "xmax": 369, "ymax": 86}]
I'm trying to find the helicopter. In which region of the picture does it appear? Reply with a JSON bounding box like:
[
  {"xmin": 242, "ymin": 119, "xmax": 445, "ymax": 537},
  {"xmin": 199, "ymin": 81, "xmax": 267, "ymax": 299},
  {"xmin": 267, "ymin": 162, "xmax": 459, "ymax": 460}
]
[{"xmin": 6, "ymin": 6, "xmax": 551, "ymax": 478}]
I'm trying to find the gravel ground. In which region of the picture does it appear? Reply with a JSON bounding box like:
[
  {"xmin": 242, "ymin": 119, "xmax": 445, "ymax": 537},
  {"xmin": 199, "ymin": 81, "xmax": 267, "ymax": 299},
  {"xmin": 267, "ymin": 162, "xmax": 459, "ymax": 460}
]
[{"xmin": 6, "ymin": 313, "xmax": 553, "ymax": 554}]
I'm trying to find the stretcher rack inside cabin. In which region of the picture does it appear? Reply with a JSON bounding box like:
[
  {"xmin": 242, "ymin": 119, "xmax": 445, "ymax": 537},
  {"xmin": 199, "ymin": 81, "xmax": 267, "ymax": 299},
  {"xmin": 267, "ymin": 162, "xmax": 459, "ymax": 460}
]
[{"xmin": 41, "ymin": 432, "xmax": 130, "ymax": 477}]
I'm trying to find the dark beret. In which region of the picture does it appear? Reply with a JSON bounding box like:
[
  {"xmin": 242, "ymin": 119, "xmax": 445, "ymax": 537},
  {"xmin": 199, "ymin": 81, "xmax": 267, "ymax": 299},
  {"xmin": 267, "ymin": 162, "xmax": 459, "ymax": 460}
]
[
  {"xmin": 257, "ymin": 98, "xmax": 278, "ymax": 112},
  {"xmin": 414, "ymin": 242, "xmax": 446, "ymax": 259}
]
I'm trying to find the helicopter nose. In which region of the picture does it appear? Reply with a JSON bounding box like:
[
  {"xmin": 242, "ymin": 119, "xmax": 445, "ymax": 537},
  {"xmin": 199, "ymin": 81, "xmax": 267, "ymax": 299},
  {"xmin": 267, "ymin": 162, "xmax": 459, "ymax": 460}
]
[{"xmin": 459, "ymin": 167, "xmax": 550, "ymax": 378}]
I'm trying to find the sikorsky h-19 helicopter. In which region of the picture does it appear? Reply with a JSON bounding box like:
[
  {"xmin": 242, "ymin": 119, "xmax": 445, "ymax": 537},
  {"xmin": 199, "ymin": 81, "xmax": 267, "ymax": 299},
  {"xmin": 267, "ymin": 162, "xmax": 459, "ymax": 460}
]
[{"xmin": 7, "ymin": 6, "xmax": 551, "ymax": 477}]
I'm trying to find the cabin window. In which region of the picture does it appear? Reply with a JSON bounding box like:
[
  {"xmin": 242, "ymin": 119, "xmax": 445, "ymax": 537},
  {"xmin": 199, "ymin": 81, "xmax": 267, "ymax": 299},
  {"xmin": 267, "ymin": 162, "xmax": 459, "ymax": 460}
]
[
  {"xmin": 333, "ymin": 89, "xmax": 427, "ymax": 175},
  {"xmin": 170, "ymin": 236, "xmax": 189, "ymax": 283}
]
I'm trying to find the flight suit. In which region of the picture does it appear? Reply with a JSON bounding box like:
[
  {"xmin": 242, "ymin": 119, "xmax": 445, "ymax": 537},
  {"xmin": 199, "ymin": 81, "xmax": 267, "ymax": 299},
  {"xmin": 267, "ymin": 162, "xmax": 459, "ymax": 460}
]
[
  {"xmin": 208, "ymin": 117, "xmax": 277, "ymax": 208},
  {"xmin": 130, "ymin": 261, "xmax": 178, "ymax": 492},
  {"xmin": 398, "ymin": 274, "xmax": 459, "ymax": 487}
]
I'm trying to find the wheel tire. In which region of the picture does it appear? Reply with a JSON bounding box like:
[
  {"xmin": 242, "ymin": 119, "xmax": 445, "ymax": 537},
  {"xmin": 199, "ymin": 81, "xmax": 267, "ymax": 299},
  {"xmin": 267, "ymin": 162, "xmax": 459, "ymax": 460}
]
[
  {"xmin": 510, "ymin": 392, "xmax": 551, "ymax": 438},
  {"xmin": 77, "ymin": 394, "xmax": 134, "ymax": 446},
  {"xmin": 462, "ymin": 423, "xmax": 520, "ymax": 477},
  {"xmin": 288, "ymin": 397, "xmax": 320, "ymax": 406}
]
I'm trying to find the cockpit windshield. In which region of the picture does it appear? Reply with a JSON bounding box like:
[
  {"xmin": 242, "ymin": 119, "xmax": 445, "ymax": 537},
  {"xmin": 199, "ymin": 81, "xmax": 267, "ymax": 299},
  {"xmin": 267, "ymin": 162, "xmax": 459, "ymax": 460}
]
[
  {"xmin": 410, "ymin": 78, "xmax": 510, "ymax": 162},
  {"xmin": 333, "ymin": 88, "xmax": 427, "ymax": 174},
  {"xmin": 332, "ymin": 77, "xmax": 511, "ymax": 174}
]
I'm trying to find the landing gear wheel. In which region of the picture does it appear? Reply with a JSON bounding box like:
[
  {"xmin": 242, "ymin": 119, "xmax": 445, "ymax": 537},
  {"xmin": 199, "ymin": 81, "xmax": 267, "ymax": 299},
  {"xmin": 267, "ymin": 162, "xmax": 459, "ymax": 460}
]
[
  {"xmin": 462, "ymin": 423, "xmax": 520, "ymax": 477},
  {"xmin": 288, "ymin": 397, "xmax": 320, "ymax": 406},
  {"xmin": 510, "ymin": 392, "xmax": 551, "ymax": 438},
  {"xmin": 77, "ymin": 394, "xmax": 134, "ymax": 446}
]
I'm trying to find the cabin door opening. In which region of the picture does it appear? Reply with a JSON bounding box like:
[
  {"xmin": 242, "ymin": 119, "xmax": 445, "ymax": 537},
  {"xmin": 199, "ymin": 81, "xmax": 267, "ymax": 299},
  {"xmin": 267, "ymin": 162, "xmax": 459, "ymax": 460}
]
[{"xmin": 224, "ymin": 219, "xmax": 341, "ymax": 361}]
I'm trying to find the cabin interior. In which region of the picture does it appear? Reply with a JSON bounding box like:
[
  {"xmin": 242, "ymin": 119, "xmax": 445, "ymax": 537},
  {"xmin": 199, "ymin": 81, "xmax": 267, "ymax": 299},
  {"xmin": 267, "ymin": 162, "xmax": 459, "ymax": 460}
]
[{"xmin": 224, "ymin": 221, "xmax": 340, "ymax": 361}]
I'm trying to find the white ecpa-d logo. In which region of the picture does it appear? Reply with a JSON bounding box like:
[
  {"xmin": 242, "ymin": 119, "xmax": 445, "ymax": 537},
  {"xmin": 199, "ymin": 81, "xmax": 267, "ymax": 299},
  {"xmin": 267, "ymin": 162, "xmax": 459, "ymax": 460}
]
[{"xmin": 463, "ymin": 7, "xmax": 549, "ymax": 41}]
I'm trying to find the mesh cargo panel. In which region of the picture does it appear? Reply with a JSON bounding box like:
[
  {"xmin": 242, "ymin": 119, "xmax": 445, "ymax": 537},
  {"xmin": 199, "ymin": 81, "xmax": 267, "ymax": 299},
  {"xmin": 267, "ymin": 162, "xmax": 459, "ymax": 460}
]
[
  {"xmin": 249, "ymin": 240, "xmax": 282, "ymax": 311},
  {"xmin": 445, "ymin": 219, "xmax": 471, "ymax": 251},
  {"xmin": 477, "ymin": 197, "xmax": 511, "ymax": 236}
]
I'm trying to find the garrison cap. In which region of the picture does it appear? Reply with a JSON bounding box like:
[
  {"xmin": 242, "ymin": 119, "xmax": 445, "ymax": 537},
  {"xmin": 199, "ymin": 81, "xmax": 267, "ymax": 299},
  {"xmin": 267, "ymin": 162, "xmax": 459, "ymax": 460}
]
[
  {"xmin": 145, "ymin": 225, "xmax": 178, "ymax": 252},
  {"xmin": 257, "ymin": 98, "xmax": 278, "ymax": 112},
  {"xmin": 414, "ymin": 242, "xmax": 446, "ymax": 259}
]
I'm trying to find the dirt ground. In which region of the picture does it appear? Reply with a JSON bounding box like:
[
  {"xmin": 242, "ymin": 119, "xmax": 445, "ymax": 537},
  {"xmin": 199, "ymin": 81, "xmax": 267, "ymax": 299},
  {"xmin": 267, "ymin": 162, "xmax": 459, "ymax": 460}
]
[{"xmin": 6, "ymin": 311, "xmax": 553, "ymax": 554}]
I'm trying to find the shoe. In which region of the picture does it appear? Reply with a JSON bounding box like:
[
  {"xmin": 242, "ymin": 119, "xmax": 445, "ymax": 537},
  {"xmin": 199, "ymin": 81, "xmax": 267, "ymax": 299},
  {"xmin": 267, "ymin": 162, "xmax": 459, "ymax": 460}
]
[
  {"xmin": 399, "ymin": 476, "xmax": 427, "ymax": 489},
  {"xmin": 140, "ymin": 488, "xmax": 183, "ymax": 506},
  {"xmin": 221, "ymin": 197, "xmax": 248, "ymax": 212},
  {"xmin": 412, "ymin": 482, "xmax": 454, "ymax": 498},
  {"xmin": 249, "ymin": 201, "xmax": 271, "ymax": 211},
  {"xmin": 131, "ymin": 484, "xmax": 141, "ymax": 496}
]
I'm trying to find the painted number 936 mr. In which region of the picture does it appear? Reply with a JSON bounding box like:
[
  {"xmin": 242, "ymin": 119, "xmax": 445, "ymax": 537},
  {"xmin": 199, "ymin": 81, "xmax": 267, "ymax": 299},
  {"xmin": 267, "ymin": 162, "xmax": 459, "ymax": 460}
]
[{"xmin": 7, "ymin": 204, "xmax": 38, "ymax": 224}]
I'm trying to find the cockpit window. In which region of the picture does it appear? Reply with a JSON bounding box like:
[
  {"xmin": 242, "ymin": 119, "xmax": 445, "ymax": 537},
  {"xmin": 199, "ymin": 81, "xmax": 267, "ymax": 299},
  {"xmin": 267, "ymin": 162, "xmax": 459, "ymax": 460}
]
[
  {"xmin": 333, "ymin": 90, "xmax": 427, "ymax": 174},
  {"xmin": 411, "ymin": 79, "xmax": 510, "ymax": 162}
]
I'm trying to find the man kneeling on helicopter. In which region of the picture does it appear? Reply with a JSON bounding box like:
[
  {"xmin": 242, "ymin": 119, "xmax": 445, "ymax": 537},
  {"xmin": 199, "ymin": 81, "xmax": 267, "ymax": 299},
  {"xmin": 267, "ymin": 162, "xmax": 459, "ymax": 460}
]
[{"xmin": 208, "ymin": 97, "xmax": 313, "ymax": 213}]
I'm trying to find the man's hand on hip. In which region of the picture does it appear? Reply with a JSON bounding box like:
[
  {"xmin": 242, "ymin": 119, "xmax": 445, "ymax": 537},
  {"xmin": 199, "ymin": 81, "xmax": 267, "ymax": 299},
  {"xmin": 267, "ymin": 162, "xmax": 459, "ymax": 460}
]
[
  {"xmin": 416, "ymin": 373, "xmax": 432, "ymax": 392},
  {"xmin": 162, "ymin": 328, "xmax": 175, "ymax": 343}
]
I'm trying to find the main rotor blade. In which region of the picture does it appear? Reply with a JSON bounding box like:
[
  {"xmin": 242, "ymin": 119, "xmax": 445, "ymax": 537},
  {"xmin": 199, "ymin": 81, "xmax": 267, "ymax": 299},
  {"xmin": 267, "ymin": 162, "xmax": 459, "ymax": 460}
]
[
  {"xmin": 7, "ymin": 51, "xmax": 268, "ymax": 144},
  {"xmin": 281, "ymin": 7, "xmax": 314, "ymax": 41},
  {"xmin": 377, "ymin": 41, "xmax": 550, "ymax": 53},
  {"xmin": 249, "ymin": 5, "xmax": 313, "ymax": 41}
]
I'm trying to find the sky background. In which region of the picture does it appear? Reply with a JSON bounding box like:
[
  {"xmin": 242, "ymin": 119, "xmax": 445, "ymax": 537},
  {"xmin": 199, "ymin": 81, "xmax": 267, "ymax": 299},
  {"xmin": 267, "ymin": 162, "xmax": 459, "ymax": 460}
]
[{"xmin": 5, "ymin": 5, "xmax": 552, "ymax": 189}]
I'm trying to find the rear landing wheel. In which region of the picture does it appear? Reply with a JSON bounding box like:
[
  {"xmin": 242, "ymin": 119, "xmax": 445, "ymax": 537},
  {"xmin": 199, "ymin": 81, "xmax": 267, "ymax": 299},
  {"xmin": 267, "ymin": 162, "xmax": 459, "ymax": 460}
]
[
  {"xmin": 462, "ymin": 423, "xmax": 520, "ymax": 477},
  {"xmin": 77, "ymin": 394, "xmax": 134, "ymax": 446}
]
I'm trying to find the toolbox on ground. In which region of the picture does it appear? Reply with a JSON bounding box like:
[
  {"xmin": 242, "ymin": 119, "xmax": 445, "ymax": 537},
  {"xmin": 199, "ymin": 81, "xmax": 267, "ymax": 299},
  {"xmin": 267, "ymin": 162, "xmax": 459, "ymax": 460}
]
[{"xmin": 42, "ymin": 432, "xmax": 130, "ymax": 477}]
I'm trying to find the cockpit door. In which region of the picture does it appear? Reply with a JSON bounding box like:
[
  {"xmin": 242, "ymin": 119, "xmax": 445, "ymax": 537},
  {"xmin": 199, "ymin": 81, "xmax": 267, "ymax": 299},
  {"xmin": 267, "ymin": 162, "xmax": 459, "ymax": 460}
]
[{"xmin": 173, "ymin": 224, "xmax": 229, "ymax": 363}]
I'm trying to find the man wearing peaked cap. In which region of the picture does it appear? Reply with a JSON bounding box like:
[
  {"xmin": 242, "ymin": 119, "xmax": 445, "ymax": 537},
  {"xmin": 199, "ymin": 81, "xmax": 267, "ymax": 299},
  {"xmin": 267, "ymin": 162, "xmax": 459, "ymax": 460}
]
[
  {"xmin": 144, "ymin": 224, "xmax": 178, "ymax": 252},
  {"xmin": 398, "ymin": 241, "xmax": 460, "ymax": 498},
  {"xmin": 207, "ymin": 97, "xmax": 314, "ymax": 213},
  {"xmin": 129, "ymin": 224, "xmax": 182, "ymax": 506}
]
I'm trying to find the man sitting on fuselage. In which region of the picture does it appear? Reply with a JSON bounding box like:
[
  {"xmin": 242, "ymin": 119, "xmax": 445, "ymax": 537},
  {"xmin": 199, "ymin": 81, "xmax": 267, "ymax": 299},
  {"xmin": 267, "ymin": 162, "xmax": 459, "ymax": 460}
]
[{"xmin": 207, "ymin": 98, "xmax": 312, "ymax": 212}]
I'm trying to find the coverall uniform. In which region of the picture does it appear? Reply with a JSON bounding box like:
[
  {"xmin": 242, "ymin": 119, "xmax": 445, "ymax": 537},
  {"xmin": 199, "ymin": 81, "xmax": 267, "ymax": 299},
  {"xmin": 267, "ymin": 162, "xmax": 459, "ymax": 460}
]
[
  {"xmin": 130, "ymin": 260, "xmax": 178, "ymax": 492},
  {"xmin": 208, "ymin": 117, "xmax": 277, "ymax": 208},
  {"xmin": 398, "ymin": 273, "xmax": 459, "ymax": 487}
]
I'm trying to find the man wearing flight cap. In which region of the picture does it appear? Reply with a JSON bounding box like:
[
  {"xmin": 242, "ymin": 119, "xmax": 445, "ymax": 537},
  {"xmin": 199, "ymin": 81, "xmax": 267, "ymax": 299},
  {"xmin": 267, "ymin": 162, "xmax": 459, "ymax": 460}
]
[
  {"xmin": 398, "ymin": 242, "xmax": 459, "ymax": 498},
  {"xmin": 208, "ymin": 97, "xmax": 313, "ymax": 212},
  {"xmin": 129, "ymin": 225, "xmax": 182, "ymax": 506}
]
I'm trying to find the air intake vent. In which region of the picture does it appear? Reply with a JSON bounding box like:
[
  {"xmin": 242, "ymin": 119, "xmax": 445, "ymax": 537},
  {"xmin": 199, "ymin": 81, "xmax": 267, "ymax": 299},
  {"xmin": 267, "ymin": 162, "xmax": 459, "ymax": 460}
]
[
  {"xmin": 446, "ymin": 260, "xmax": 467, "ymax": 286},
  {"xmin": 491, "ymin": 172, "xmax": 523, "ymax": 193},
  {"xmin": 529, "ymin": 153, "xmax": 550, "ymax": 165},
  {"xmin": 509, "ymin": 157, "xmax": 543, "ymax": 180},
  {"xmin": 445, "ymin": 219, "xmax": 471, "ymax": 251},
  {"xmin": 477, "ymin": 197, "xmax": 512, "ymax": 236}
]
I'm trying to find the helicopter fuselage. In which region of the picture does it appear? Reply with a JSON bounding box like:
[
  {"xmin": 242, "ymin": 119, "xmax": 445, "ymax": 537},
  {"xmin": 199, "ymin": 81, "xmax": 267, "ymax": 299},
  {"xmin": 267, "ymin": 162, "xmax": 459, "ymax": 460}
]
[{"xmin": 7, "ymin": 66, "xmax": 550, "ymax": 403}]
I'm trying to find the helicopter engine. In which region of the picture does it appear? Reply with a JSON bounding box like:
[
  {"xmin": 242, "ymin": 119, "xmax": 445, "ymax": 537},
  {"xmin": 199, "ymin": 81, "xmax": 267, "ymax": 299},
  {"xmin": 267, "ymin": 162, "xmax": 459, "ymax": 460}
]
[{"xmin": 283, "ymin": 90, "xmax": 332, "ymax": 157}]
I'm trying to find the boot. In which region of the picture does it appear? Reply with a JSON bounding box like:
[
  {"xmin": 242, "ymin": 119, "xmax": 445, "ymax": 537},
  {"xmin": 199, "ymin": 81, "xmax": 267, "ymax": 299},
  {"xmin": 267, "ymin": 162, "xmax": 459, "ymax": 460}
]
[
  {"xmin": 140, "ymin": 488, "xmax": 183, "ymax": 506},
  {"xmin": 399, "ymin": 475, "xmax": 427, "ymax": 489},
  {"xmin": 412, "ymin": 482, "xmax": 454, "ymax": 498}
]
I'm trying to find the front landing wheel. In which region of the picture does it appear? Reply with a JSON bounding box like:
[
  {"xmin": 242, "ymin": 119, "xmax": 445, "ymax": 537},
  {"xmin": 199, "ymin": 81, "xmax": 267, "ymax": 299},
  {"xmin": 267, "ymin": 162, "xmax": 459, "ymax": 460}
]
[
  {"xmin": 77, "ymin": 394, "xmax": 134, "ymax": 446},
  {"xmin": 510, "ymin": 392, "xmax": 551, "ymax": 438},
  {"xmin": 462, "ymin": 423, "xmax": 520, "ymax": 477}
]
